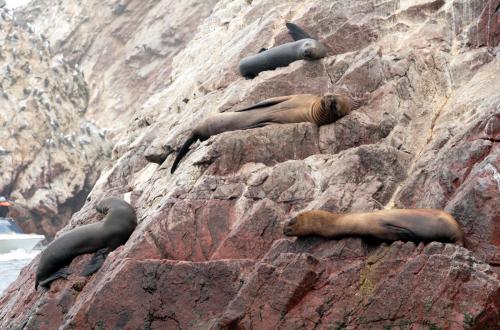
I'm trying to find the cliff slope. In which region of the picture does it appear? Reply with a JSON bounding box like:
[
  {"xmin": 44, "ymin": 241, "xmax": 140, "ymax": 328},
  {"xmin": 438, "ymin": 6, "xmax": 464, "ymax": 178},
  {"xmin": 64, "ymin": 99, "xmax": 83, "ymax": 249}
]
[{"xmin": 0, "ymin": 5, "xmax": 111, "ymax": 239}]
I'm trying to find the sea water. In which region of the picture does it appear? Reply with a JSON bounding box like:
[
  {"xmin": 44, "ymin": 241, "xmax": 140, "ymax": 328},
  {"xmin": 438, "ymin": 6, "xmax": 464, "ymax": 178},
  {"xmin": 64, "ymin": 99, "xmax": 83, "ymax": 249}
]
[{"xmin": 0, "ymin": 248, "xmax": 39, "ymax": 295}]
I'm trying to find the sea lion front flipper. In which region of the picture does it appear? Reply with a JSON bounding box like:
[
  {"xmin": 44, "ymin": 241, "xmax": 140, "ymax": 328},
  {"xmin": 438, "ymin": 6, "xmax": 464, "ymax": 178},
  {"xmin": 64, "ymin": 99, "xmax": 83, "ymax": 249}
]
[
  {"xmin": 258, "ymin": 48, "xmax": 268, "ymax": 53},
  {"xmin": 285, "ymin": 22, "xmax": 314, "ymax": 41},
  {"xmin": 234, "ymin": 96, "xmax": 291, "ymax": 112},
  {"xmin": 381, "ymin": 223, "xmax": 418, "ymax": 241},
  {"xmin": 244, "ymin": 121, "xmax": 275, "ymax": 129},
  {"xmin": 38, "ymin": 267, "xmax": 71, "ymax": 289},
  {"xmin": 81, "ymin": 248, "xmax": 110, "ymax": 276}
]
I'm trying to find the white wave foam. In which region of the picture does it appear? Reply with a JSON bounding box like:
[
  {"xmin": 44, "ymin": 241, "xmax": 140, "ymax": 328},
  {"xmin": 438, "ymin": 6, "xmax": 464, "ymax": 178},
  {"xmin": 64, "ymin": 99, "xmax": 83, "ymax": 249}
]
[{"xmin": 0, "ymin": 248, "xmax": 40, "ymax": 262}]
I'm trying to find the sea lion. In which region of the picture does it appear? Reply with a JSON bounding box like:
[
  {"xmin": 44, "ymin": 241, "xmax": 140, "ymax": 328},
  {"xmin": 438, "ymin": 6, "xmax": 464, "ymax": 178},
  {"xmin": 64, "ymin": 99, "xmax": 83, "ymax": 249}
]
[
  {"xmin": 238, "ymin": 22, "xmax": 327, "ymax": 79},
  {"xmin": 35, "ymin": 197, "xmax": 137, "ymax": 289},
  {"xmin": 170, "ymin": 93, "xmax": 352, "ymax": 173},
  {"xmin": 283, "ymin": 209, "xmax": 465, "ymax": 245}
]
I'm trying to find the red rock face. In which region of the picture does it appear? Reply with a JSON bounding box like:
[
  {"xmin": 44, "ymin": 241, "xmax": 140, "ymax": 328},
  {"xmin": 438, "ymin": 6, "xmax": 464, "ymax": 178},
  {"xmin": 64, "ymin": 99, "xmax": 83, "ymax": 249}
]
[
  {"xmin": 214, "ymin": 241, "xmax": 500, "ymax": 330},
  {"xmin": 64, "ymin": 259, "xmax": 256, "ymax": 329},
  {"xmin": 1, "ymin": 0, "xmax": 500, "ymax": 329},
  {"xmin": 467, "ymin": 0, "xmax": 500, "ymax": 47}
]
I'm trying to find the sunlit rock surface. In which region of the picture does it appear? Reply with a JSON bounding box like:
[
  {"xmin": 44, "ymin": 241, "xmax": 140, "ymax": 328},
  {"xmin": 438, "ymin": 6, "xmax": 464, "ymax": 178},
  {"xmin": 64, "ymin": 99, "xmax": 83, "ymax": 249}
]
[{"xmin": 1, "ymin": 0, "xmax": 499, "ymax": 328}]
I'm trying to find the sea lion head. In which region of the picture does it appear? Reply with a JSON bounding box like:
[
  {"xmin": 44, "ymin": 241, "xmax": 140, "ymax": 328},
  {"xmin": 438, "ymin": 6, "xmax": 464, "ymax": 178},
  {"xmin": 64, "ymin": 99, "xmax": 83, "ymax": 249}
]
[
  {"xmin": 97, "ymin": 197, "xmax": 136, "ymax": 220},
  {"xmin": 299, "ymin": 38, "xmax": 327, "ymax": 60},
  {"xmin": 320, "ymin": 94, "xmax": 352, "ymax": 122},
  {"xmin": 283, "ymin": 210, "xmax": 336, "ymax": 236},
  {"xmin": 283, "ymin": 213, "xmax": 305, "ymax": 236},
  {"xmin": 96, "ymin": 197, "xmax": 122, "ymax": 214}
]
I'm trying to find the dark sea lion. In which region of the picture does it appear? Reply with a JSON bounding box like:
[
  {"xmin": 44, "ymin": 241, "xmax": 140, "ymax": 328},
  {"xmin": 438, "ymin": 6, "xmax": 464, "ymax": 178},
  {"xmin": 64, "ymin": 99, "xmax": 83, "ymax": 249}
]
[
  {"xmin": 170, "ymin": 93, "xmax": 352, "ymax": 173},
  {"xmin": 35, "ymin": 197, "xmax": 137, "ymax": 289},
  {"xmin": 238, "ymin": 22, "xmax": 327, "ymax": 78},
  {"xmin": 283, "ymin": 209, "xmax": 465, "ymax": 245}
]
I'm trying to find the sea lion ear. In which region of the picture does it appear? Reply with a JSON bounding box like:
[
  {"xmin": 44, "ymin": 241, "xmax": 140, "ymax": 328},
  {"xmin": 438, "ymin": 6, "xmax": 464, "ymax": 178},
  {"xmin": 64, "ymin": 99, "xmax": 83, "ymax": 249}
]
[{"xmin": 285, "ymin": 22, "xmax": 314, "ymax": 41}]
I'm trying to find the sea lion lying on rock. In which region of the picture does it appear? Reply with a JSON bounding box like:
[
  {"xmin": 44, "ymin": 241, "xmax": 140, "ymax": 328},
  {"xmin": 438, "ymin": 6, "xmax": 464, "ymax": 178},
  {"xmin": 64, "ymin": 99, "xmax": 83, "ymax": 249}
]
[
  {"xmin": 283, "ymin": 209, "xmax": 464, "ymax": 245},
  {"xmin": 170, "ymin": 93, "xmax": 352, "ymax": 173},
  {"xmin": 35, "ymin": 197, "xmax": 137, "ymax": 289},
  {"xmin": 238, "ymin": 22, "xmax": 328, "ymax": 79}
]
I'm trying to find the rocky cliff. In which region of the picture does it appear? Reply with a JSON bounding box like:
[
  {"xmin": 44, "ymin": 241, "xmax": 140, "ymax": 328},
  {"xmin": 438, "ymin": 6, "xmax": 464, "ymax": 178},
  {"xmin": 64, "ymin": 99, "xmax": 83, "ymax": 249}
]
[
  {"xmin": 1, "ymin": 0, "xmax": 499, "ymax": 329},
  {"xmin": 0, "ymin": 5, "xmax": 111, "ymax": 239}
]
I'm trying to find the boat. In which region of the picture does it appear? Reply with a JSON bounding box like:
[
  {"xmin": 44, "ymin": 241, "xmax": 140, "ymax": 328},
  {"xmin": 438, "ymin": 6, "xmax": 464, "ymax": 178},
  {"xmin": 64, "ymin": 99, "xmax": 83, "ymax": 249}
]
[{"xmin": 0, "ymin": 218, "xmax": 45, "ymax": 253}]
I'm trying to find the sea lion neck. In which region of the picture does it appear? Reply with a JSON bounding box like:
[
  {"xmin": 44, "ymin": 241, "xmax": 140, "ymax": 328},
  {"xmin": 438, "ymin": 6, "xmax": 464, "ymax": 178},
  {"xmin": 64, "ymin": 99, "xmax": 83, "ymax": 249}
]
[
  {"xmin": 305, "ymin": 210, "xmax": 342, "ymax": 235},
  {"xmin": 309, "ymin": 211, "xmax": 367, "ymax": 238},
  {"xmin": 332, "ymin": 213, "xmax": 368, "ymax": 237}
]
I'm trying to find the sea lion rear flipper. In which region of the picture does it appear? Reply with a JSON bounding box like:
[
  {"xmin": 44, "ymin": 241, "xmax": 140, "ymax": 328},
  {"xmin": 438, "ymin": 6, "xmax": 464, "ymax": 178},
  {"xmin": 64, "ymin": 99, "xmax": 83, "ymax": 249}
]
[
  {"xmin": 170, "ymin": 134, "xmax": 199, "ymax": 174},
  {"xmin": 285, "ymin": 22, "xmax": 314, "ymax": 41},
  {"xmin": 38, "ymin": 267, "xmax": 71, "ymax": 289},
  {"xmin": 258, "ymin": 48, "xmax": 268, "ymax": 53},
  {"xmin": 81, "ymin": 248, "xmax": 110, "ymax": 276},
  {"xmin": 234, "ymin": 96, "xmax": 291, "ymax": 112}
]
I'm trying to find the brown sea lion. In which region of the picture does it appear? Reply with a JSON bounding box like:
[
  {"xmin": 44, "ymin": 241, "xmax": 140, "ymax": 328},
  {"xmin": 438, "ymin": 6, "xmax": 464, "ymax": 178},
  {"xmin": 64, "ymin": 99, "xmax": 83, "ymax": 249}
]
[
  {"xmin": 35, "ymin": 197, "xmax": 137, "ymax": 289},
  {"xmin": 239, "ymin": 22, "xmax": 328, "ymax": 79},
  {"xmin": 170, "ymin": 93, "xmax": 352, "ymax": 173},
  {"xmin": 283, "ymin": 209, "xmax": 465, "ymax": 245}
]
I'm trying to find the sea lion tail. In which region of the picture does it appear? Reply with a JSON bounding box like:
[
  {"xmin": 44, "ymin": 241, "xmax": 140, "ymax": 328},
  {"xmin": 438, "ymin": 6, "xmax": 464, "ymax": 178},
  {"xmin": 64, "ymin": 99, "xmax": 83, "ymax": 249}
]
[{"xmin": 170, "ymin": 134, "xmax": 199, "ymax": 174}]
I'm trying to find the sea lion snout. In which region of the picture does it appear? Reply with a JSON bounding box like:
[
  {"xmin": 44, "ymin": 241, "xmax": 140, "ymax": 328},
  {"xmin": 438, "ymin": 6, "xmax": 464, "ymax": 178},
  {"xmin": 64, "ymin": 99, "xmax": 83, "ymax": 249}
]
[
  {"xmin": 283, "ymin": 227, "xmax": 292, "ymax": 236},
  {"xmin": 320, "ymin": 94, "xmax": 342, "ymax": 119},
  {"xmin": 96, "ymin": 205, "xmax": 109, "ymax": 214},
  {"xmin": 323, "ymin": 94, "xmax": 352, "ymax": 119},
  {"xmin": 300, "ymin": 40, "xmax": 327, "ymax": 59},
  {"xmin": 283, "ymin": 217, "xmax": 298, "ymax": 236},
  {"xmin": 283, "ymin": 225, "xmax": 295, "ymax": 236}
]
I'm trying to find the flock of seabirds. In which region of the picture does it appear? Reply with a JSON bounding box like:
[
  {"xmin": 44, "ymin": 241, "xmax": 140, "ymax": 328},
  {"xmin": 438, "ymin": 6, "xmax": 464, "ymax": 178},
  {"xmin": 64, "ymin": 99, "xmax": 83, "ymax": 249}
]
[{"xmin": 35, "ymin": 23, "xmax": 465, "ymax": 290}]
